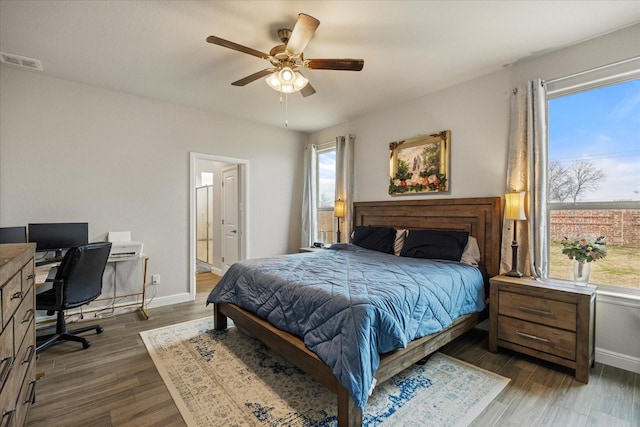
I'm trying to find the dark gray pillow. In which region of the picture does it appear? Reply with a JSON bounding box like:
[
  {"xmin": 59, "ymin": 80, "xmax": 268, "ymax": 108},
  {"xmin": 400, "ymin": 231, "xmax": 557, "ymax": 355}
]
[
  {"xmin": 352, "ymin": 226, "xmax": 397, "ymax": 254},
  {"xmin": 400, "ymin": 229, "xmax": 469, "ymax": 261}
]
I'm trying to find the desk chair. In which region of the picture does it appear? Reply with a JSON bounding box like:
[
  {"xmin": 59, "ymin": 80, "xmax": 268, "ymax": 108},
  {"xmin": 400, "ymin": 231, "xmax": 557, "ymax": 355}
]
[
  {"xmin": 36, "ymin": 242, "xmax": 112, "ymax": 353},
  {"xmin": 0, "ymin": 226, "xmax": 27, "ymax": 243}
]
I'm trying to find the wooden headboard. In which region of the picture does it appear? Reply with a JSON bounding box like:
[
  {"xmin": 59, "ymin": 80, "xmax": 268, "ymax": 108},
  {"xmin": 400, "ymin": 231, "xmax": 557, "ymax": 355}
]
[{"xmin": 353, "ymin": 197, "xmax": 502, "ymax": 277}]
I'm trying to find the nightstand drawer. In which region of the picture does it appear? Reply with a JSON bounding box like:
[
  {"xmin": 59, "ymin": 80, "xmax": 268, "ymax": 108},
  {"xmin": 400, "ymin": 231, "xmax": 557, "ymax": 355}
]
[
  {"xmin": 498, "ymin": 315, "xmax": 576, "ymax": 360},
  {"xmin": 498, "ymin": 291, "xmax": 576, "ymax": 331}
]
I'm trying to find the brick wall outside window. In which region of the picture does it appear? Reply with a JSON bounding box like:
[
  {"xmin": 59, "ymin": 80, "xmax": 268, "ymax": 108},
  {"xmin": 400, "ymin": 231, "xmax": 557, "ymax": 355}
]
[{"xmin": 550, "ymin": 209, "xmax": 640, "ymax": 247}]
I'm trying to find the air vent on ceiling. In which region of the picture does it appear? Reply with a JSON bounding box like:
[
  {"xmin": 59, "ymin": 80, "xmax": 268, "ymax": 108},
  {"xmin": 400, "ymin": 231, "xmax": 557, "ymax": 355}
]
[{"xmin": 0, "ymin": 52, "xmax": 43, "ymax": 71}]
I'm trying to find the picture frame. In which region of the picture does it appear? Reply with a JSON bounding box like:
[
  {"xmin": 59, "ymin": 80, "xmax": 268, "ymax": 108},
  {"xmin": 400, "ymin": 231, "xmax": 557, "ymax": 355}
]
[{"xmin": 389, "ymin": 130, "xmax": 450, "ymax": 195}]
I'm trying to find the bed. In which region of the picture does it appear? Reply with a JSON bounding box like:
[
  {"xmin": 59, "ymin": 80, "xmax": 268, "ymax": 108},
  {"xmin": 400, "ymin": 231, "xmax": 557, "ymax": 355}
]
[{"xmin": 207, "ymin": 197, "xmax": 502, "ymax": 426}]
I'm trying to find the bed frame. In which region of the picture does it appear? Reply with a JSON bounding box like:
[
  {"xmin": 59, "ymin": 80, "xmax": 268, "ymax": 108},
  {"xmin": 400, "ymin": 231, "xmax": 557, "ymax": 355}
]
[{"xmin": 214, "ymin": 197, "xmax": 502, "ymax": 426}]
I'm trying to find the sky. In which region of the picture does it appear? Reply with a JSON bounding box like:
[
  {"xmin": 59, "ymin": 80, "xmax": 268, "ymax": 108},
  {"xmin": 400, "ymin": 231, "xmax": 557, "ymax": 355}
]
[
  {"xmin": 318, "ymin": 150, "xmax": 336, "ymax": 208},
  {"xmin": 548, "ymin": 78, "xmax": 640, "ymax": 202}
]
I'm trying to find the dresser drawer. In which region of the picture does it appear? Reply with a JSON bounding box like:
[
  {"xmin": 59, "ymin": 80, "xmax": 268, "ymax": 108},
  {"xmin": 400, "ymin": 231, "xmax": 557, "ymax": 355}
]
[
  {"xmin": 498, "ymin": 290, "xmax": 577, "ymax": 331},
  {"xmin": 14, "ymin": 321, "xmax": 36, "ymax": 426},
  {"xmin": 15, "ymin": 360, "xmax": 36, "ymax": 427},
  {"xmin": 498, "ymin": 315, "xmax": 576, "ymax": 360},
  {"xmin": 13, "ymin": 286, "xmax": 34, "ymax": 353},
  {"xmin": 21, "ymin": 262, "xmax": 34, "ymax": 291},
  {"xmin": 0, "ymin": 320, "xmax": 14, "ymax": 391},
  {"xmin": 1, "ymin": 273, "xmax": 22, "ymax": 329},
  {"xmin": 15, "ymin": 317, "xmax": 35, "ymax": 375},
  {"xmin": 0, "ymin": 349, "xmax": 20, "ymax": 427}
]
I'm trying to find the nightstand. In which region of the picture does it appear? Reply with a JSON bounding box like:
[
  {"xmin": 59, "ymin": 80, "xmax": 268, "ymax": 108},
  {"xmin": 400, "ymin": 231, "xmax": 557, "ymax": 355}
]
[{"xmin": 489, "ymin": 275, "xmax": 596, "ymax": 383}]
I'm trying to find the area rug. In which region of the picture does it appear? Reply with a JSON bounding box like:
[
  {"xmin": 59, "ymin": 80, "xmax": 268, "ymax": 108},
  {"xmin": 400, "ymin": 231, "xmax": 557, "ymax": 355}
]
[{"xmin": 140, "ymin": 317, "xmax": 509, "ymax": 427}]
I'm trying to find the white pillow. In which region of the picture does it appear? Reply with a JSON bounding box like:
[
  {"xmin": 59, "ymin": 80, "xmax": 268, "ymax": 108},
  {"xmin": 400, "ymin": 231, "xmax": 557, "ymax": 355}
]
[
  {"xmin": 394, "ymin": 229, "xmax": 407, "ymax": 256},
  {"xmin": 460, "ymin": 236, "xmax": 481, "ymax": 266}
]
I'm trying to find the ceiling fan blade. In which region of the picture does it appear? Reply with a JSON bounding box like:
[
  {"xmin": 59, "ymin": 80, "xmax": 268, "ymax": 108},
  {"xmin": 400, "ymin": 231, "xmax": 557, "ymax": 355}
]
[
  {"xmin": 206, "ymin": 35, "xmax": 269, "ymax": 60},
  {"xmin": 231, "ymin": 69, "xmax": 275, "ymax": 86},
  {"xmin": 300, "ymin": 82, "xmax": 316, "ymax": 97},
  {"xmin": 306, "ymin": 58, "xmax": 364, "ymax": 71},
  {"xmin": 286, "ymin": 13, "xmax": 320, "ymax": 55}
]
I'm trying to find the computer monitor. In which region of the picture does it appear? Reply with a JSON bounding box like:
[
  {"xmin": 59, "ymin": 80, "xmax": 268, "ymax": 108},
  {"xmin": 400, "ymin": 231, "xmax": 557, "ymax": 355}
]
[
  {"xmin": 28, "ymin": 222, "xmax": 89, "ymax": 258},
  {"xmin": 0, "ymin": 226, "xmax": 27, "ymax": 243}
]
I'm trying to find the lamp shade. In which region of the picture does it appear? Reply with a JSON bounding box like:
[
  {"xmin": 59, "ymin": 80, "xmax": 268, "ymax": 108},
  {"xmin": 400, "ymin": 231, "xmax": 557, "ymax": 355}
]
[
  {"xmin": 334, "ymin": 199, "xmax": 346, "ymax": 218},
  {"xmin": 505, "ymin": 192, "xmax": 527, "ymax": 220}
]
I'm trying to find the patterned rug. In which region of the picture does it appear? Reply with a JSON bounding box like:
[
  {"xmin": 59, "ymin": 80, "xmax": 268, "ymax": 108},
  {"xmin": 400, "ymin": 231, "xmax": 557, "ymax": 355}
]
[{"xmin": 140, "ymin": 317, "xmax": 509, "ymax": 427}]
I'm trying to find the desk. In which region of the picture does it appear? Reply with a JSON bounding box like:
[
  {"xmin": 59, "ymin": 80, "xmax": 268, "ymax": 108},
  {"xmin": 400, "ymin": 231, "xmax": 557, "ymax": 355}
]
[{"xmin": 35, "ymin": 254, "xmax": 149, "ymax": 320}]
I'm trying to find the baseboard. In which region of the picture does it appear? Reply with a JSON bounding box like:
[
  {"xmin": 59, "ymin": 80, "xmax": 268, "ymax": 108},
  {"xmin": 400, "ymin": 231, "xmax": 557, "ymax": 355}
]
[
  {"xmin": 146, "ymin": 292, "xmax": 194, "ymax": 309},
  {"xmin": 595, "ymin": 347, "xmax": 640, "ymax": 374},
  {"xmin": 210, "ymin": 266, "xmax": 222, "ymax": 275}
]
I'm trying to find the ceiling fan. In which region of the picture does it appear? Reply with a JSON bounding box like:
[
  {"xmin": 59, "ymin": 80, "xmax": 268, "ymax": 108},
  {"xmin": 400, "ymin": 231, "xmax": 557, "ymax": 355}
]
[{"xmin": 206, "ymin": 13, "xmax": 364, "ymax": 97}]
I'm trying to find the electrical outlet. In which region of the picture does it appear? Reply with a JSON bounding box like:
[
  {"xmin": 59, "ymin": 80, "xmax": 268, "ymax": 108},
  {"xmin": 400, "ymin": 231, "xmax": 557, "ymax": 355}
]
[{"xmin": 152, "ymin": 274, "xmax": 160, "ymax": 286}]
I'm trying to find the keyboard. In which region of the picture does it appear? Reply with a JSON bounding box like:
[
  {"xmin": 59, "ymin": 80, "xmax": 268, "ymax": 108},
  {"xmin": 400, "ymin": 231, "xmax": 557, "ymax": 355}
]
[{"xmin": 35, "ymin": 257, "xmax": 63, "ymax": 267}]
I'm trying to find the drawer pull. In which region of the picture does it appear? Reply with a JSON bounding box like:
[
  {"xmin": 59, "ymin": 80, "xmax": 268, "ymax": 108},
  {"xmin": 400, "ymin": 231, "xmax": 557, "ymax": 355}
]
[
  {"xmin": 516, "ymin": 330, "xmax": 552, "ymax": 343},
  {"xmin": 22, "ymin": 308, "xmax": 35, "ymax": 324},
  {"xmin": 1, "ymin": 408, "xmax": 15, "ymax": 427},
  {"xmin": 24, "ymin": 379, "xmax": 37, "ymax": 405},
  {"xmin": 10, "ymin": 291, "xmax": 23, "ymax": 300},
  {"xmin": 518, "ymin": 305, "xmax": 554, "ymax": 316},
  {"xmin": 22, "ymin": 345, "xmax": 35, "ymax": 365},
  {"xmin": 0, "ymin": 356, "xmax": 13, "ymax": 387}
]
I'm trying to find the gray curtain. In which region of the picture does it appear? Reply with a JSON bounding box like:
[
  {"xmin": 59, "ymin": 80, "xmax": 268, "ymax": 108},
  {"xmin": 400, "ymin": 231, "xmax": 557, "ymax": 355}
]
[
  {"xmin": 335, "ymin": 135, "xmax": 355, "ymax": 242},
  {"xmin": 301, "ymin": 143, "xmax": 318, "ymax": 247},
  {"xmin": 500, "ymin": 79, "xmax": 548, "ymax": 278}
]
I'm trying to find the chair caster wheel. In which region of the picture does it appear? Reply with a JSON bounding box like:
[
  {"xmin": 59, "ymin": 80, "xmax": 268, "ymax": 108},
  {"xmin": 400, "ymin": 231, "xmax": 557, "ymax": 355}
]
[
  {"xmin": 96, "ymin": 326, "xmax": 104, "ymax": 334},
  {"xmin": 83, "ymin": 340, "xmax": 92, "ymax": 349}
]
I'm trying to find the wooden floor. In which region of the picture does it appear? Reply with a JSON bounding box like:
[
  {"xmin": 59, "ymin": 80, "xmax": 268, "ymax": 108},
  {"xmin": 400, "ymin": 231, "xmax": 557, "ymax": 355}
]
[{"xmin": 27, "ymin": 273, "xmax": 638, "ymax": 427}]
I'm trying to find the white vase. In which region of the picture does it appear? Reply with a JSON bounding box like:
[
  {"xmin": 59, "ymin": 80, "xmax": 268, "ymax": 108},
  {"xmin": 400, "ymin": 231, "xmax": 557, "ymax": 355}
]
[{"xmin": 573, "ymin": 259, "xmax": 590, "ymax": 284}]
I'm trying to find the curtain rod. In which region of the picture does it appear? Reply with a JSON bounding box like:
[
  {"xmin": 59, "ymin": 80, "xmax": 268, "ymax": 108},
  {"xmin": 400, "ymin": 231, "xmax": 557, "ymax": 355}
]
[{"xmin": 544, "ymin": 56, "xmax": 640, "ymax": 85}]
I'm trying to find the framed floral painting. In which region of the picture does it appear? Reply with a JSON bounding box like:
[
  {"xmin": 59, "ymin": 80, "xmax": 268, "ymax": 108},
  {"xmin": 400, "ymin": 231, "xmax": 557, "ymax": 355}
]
[{"xmin": 389, "ymin": 130, "xmax": 450, "ymax": 195}]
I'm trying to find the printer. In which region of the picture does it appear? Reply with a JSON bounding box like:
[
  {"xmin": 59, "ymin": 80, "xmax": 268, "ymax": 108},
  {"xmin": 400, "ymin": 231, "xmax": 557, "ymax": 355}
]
[{"xmin": 107, "ymin": 231, "xmax": 144, "ymax": 259}]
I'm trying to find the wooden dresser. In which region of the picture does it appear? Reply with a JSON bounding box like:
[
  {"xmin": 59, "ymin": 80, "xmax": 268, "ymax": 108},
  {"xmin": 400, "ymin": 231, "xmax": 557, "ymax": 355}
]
[
  {"xmin": 0, "ymin": 243, "xmax": 36, "ymax": 426},
  {"xmin": 489, "ymin": 275, "xmax": 596, "ymax": 383}
]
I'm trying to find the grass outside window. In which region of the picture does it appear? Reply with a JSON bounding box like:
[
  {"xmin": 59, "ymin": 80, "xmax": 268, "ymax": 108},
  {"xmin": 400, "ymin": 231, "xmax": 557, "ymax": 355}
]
[{"xmin": 549, "ymin": 241, "xmax": 640, "ymax": 289}]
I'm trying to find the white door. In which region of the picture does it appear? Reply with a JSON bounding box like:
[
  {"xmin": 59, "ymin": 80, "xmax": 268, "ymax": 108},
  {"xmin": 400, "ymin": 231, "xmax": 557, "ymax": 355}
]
[{"xmin": 221, "ymin": 165, "xmax": 239, "ymax": 273}]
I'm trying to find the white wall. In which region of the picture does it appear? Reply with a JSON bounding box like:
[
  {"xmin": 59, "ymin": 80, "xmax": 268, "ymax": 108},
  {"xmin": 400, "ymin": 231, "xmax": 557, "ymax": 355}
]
[
  {"xmin": 310, "ymin": 24, "xmax": 640, "ymax": 373},
  {"xmin": 310, "ymin": 66, "xmax": 511, "ymax": 202},
  {"xmin": 0, "ymin": 67, "xmax": 306, "ymax": 305},
  {"xmin": 350, "ymin": 70, "xmax": 511, "ymax": 201}
]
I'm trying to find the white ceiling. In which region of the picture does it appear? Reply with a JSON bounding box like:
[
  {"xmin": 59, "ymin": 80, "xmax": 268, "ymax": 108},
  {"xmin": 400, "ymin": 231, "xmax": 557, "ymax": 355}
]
[{"xmin": 1, "ymin": 1, "xmax": 639, "ymax": 132}]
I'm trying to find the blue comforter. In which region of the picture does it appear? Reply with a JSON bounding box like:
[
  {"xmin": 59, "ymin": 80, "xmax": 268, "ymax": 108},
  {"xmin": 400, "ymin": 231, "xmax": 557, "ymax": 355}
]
[{"xmin": 206, "ymin": 244, "xmax": 485, "ymax": 409}]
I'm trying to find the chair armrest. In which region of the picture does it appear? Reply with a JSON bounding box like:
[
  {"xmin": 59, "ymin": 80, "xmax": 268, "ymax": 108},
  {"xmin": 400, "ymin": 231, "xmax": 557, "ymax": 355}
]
[{"xmin": 50, "ymin": 278, "xmax": 65, "ymax": 308}]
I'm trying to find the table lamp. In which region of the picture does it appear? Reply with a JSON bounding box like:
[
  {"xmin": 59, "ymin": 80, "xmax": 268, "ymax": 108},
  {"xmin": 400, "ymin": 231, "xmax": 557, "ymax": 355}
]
[
  {"xmin": 334, "ymin": 199, "xmax": 346, "ymax": 243},
  {"xmin": 505, "ymin": 191, "xmax": 526, "ymax": 277}
]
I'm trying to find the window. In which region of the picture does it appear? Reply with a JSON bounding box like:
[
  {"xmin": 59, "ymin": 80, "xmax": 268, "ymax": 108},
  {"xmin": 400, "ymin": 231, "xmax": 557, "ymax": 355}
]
[
  {"xmin": 547, "ymin": 77, "xmax": 640, "ymax": 291},
  {"xmin": 316, "ymin": 142, "xmax": 337, "ymax": 244},
  {"xmin": 200, "ymin": 172, "xmax": 213, "ymax": 186}
]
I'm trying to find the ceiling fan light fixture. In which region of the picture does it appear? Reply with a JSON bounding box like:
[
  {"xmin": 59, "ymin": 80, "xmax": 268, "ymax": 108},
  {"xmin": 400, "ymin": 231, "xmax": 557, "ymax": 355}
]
[
  {"xmin": 280, "ymin": 83, "xmax": 296, "ymax": 93},
  {"xmin": 293, "ymin": 71, "xmax": 308, "ymax": 89},
  {"xmin": 266, "ymin": 74, "xmax": 281, "ymax": 90},
  {"xmin": 265, "ymin": 67, "xmax": 308, "ymax": 93},
  {"xmin": 279, "ymin": 67, "xmax": 294, "ymax": 82}
]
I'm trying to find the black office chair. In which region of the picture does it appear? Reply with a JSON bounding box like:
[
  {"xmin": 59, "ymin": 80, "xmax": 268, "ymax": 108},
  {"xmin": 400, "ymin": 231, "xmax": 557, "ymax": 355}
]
[
  {"xmin": 0, "ymin": 226, "xmax": 27, "ymax": 243},
  {"xmin": 36, "ymin": 242, "xmax": 112, "ymax": 353}
]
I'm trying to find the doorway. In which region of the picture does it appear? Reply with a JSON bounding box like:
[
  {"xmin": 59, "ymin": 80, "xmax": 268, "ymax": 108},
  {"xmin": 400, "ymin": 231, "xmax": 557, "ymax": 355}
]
[{"xmin": 189, "ymin": 152, "xmax": 248, "ymax": 301}]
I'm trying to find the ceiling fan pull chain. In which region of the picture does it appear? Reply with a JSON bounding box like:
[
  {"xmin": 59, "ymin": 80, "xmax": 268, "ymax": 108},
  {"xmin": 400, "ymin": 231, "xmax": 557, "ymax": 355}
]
[{"xmin": 278, "ymin": 92, "xmax": 289, "ymax": 127}]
